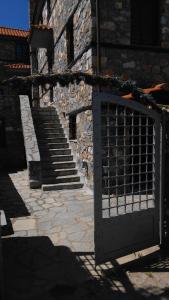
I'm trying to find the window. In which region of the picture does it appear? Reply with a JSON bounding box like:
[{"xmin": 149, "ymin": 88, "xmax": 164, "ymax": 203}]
[
  {"xmin": 131, "ymin": 0, "xmax": 160, "ymax": 46},
  {"xmin": 66, "ymin": 17, "xmax": 74, "ymax": 65},
  {"xmin": 0, "ymin": 89, "xmax": 4, "ymax": 96},
  {"xmin": 69, "ymin": 115, "xmax": 76, "ymax": 140},
  {"xmin": 0, "ymin": 118, "xmax": 6, "ymax": 148},
  {"xmin": 47, "ymin": 0, "xmax": 51, "ymax": 22},
  {"xmin": 16, "ymin": 44, "xmax": 29, "ymax": 62},
  {"xmin": 39, "ymin": 14, "xmax": 43, "ymax": 24}
]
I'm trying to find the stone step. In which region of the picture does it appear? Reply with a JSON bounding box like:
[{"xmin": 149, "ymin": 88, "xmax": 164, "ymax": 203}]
[
  {"xmin": 33, "ymin": 113, "xmax": 58, "ymax": 118},
  {"xmin": 39, "ymin": 137, "xmax": 67, "ymax": 143},
  {"xmin": 32, "ymin": 107, "xmax": 56, "ymax": 112},
  {"xmin": 42, "ymin": 161, "xmax": 76, "ymax": 170},
  {"xmin": 42, "ymin": 182, "xmax": 83, "ymax": 191},
  {"xmin": 42, "ymin": 175, "xmax": 80, "ymax": 184},
  {"xmin": 39, "ymin": 143, "xmax": 69, "ymax": 149},
  {"xmin": 39, "ymin": 128, "xmax": 64, "ymax": 134},
  {"xmin": 41, "ymin": 155, "xmax": 73, "ymax": 162},
  {"xmin": 38, "ymin": 133, "xmax": 65, "ymax": 139},
  {"xmin": 33, "ymin": 110, "xmax": 57, "ymax": 115},
  {"xmin": 34, "ymin": 119, "xmax": 61, "ymax": 125},
  {"xmin": 42, "ymin": 168, "xmax": 78, "ymax": 177},
  {"xmin": 38, "ymin": 122, "xmax": 62, "ymax": 127},
  {"xmin": 40, "ymin": 148, "xmax": 71, "ymax": 155},
  {"xmin": 34, "ymin": 115, "xmax": 60, "ymax": 120},
  {"xmin": 35, "ymin": 120, "xmax": 62, "ymax": 129}
]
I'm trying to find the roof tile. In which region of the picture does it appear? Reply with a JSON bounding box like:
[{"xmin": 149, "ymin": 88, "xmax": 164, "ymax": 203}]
[
  {"xmin": 0, "ymin": 27, "xmax": 29, "ymax": 38},
  {"xmin": 5, "ymin": 64, "xmax": 30, "ymax": 70}
]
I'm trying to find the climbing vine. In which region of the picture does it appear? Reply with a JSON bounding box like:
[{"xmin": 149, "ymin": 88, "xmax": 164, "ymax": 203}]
[{"xmin": 0, "ymin": 71, "xmax": 162, "ymax": 110}]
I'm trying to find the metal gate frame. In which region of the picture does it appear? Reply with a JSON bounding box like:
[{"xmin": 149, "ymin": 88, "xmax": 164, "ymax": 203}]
[{"xmin": 93, "ymin": 92, "xmax": 164, "ymax": 265}]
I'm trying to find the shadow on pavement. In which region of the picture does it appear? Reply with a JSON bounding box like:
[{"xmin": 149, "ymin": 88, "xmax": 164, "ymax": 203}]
[
  {"xmin": 3, "ymin": 237, "xmax": 169, "ymax": 300},
  {"xmin": 0, "ymin": 172, "xmax": 30, "ymax": 236}
]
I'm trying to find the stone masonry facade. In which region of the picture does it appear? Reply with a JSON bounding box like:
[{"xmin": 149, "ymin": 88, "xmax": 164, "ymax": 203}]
[
  {"xmin": 30, "ymin": 0, "xmax": 93, "ymax": 188},
  {"xmin": 93, "ymin": 0, "xmax": 169, "ymax": 85},
  {"xmin": 0, "ymin": 28, "xmax": 30, "ymax": 169},
  {"xmin": 30, "ymin": 0, "xmax": 169, "ymax": 189}
]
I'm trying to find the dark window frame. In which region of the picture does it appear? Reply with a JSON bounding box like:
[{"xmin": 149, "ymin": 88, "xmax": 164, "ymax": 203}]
[
  {"xmin": 69, "ymin": 114, "xmax": 77, "ymax": 140},
  {"xmin": 39, "ymin": 14, "xmax": 43, "ymax": 24},
  {"xmin": 66, "ymin": 16, "xmax": 74, "ymax": 66},
  {"xmin": 47, "ymin": 0, "xmax": 51, "ymax": 22},
  {"xmin": 15, "ymin": 43, "xmax": 29, "ymax": 63},
  {"xmin": 131, "ymin": 0, "xmax": 161, "ymax": 47}
]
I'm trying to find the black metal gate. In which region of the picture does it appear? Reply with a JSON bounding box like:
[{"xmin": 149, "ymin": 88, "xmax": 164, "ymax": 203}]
[{"xmin": 93, "ymin": 93, "xmax": 163, "ymax": 265}]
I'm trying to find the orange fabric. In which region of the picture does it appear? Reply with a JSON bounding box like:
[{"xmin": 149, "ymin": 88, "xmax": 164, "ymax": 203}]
[{"xmin": 122, "ymin": 83, "xmax": 167, "ymax": 100}]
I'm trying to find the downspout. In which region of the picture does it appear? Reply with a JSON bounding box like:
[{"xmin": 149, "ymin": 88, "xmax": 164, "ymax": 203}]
[{"xmin": 96, "ymin": 0, "xmax": 101, "ymax": 75}]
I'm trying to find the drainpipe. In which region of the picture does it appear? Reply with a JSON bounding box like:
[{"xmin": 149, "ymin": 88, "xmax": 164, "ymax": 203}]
[{"xmin": 96, "ymin": 0, "xmax": 101, "ymax": 91}]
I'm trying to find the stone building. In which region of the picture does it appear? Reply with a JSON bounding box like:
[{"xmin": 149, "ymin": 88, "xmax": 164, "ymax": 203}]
[
  {"xmin": 0, "ymin": 27, "xmax": 30, "ymax": 169},
  {"xmin": 29, "ymin": 0, "xmax": 169, "ymax": 189}
]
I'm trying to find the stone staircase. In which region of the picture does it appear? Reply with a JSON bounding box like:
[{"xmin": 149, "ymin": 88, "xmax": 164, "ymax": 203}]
[{"xmin": 32, "ymin": 107, "xmax": 83, "ymax": 191}]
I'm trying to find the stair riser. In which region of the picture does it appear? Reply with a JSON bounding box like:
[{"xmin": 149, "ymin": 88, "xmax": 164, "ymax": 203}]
[
  {"xmin": 42, "ymin": 162, "xmax": 76, "ymax": 170},
  {"xmin": 39, "ymin": 144, "xmax": 69, "ymax": 149},
  {"xmin": 41, "ymin": 149, "xmax": 71, "ymax": 155},
  {"xmin": 36, "ymin": 125, "xmax": 63, "ymax": 133},
  {"xmin": 41, "ymin": 156, "xmax": 73, "ymax": 162},
  {"xmin": 32, "ymin": 108, "xmax": 56, "ymax": 112},
  {"xmin": 43, "ymin": 177, "xmax": 80, "ymax": 184},
  {"xmin": 33, "ymin": 110, "xmax": 58, "ymax": 114},
  {"xmin": 42, "ymin": 183, "xmax": 83, "ymax": 191},
  {"xmin": 42, "ymin": 170, "xmax": 77, "ymax": 177},
  {"xmin": 34, "ymin": 116, "xmax": 60, "ymax": 121},
  {"xmin": 39, "ymin": 129, "xmax": 64, "ymax": 134},
  {"xmin": 35, "ymin": 120, "xmax": 61, "ymax": 126},
  {"xmin": 40, "ymin": 149, "xmax": 71, "ymax": 156},
  {"xmin": 39, "ymin": 138, "xmax": 67, "ymax": 143},
  {"xmin": 38, "ymin": 133, "xmax": 65, "ymax": 138}
]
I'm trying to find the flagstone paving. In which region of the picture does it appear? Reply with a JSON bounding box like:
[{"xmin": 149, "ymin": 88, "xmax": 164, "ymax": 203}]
[
  {"xmin": 3, "ymin": 170, "xmax": 94, "ymax": 252},
  {"xmin": 1, "ymin": 170, "xmax": 169, "ymax": 299}
]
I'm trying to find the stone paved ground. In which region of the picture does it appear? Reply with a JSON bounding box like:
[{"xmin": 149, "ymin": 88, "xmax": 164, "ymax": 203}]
[
  {"xmin": 1, "ymin": 169, "xmax": 169, "ymax": 299},
  {"xmin": 6, "ymin": 170, "xmax": 94, "ymax": 252}
]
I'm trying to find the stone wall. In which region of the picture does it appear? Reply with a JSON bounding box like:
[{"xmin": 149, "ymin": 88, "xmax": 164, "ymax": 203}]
[
  {"xmin": 97, "ymin": 47, "xmax": 169, "ymax": 86},
  {"xmin": 20, "ymin": 95, "xmax": 41, "ymax": 188},
  {"xmin": 96, "ymin": 0, "xmax": 131, "ymax": 45},
  {"xmin": 91, "ymin": 0, "xmax": 169, "ymax": 47},
  {"xmin": 34, "ymin": 0, "xmax": 94, "ymax": 189},
  {"xmin": 0, "ymin": 92, "xmax": 26, "ymax": 170},
  {"xmin": 161, "ymin": 0, "xmax": 169, "ymax": 48},
  {"xmin": 93, "ymin": 0, "xmax": 169, "ymax": 85},
  {"xmin": 32, "ymin": 0, "xmax": 169, "ymax": 189},
  {"xmin": 0, "ymin": 40, "xmax": 16, "ymax": 62}
]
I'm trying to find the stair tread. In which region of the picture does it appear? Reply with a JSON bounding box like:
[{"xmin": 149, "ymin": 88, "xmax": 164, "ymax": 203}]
[
  {"xmin": 42, "ymin": 148, "xmax": 71, "ymax": 151},
  {"xmin": 39, "ymin": 137, "xmax": 66, "ymax": 139},
  {"xmin": 43, "ymin": 175, "xmax": 79, "ymax": 180},
  {"xmin": 42, "ymin": 168, "xmax": 78, "ymax": 173},
  {"xmin": 43, "ymin": 182, "xmax": 83, "ymax": 186},
  {"xmin": 49, "ymin": 154, "xmax": 73, "ymax": 158},
  {"xmin": 42, "ymin": 182, "xmax": 83, "ymax": 190},
  {"xmin": 39, "ymin": 143, "xmax": 68, "ymax": 150},
  {"xmin": 42, "ymin": 161, "xmax": 75, "ymax": 165}
]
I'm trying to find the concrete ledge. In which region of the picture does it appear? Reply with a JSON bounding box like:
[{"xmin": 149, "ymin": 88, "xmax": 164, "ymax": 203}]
[{"xmin": 20, "ymin": 95, "xmax": 41, "ymax": 189}]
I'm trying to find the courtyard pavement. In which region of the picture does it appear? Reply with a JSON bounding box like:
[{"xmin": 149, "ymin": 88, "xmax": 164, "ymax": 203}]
[
  {"xmin": 1, "ymin": 169, "xmax": 169, "ymax": 299},
  {"xmin": 5, "ymin": 170, "xmax": 94, "ymax": 252}
]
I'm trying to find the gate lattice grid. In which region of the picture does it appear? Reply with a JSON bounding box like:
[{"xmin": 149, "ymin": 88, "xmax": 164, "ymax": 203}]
[
  {"xmin": 93, "ymin": 93, "xmax": 163, "ymax": 264},
  {"xmin": 101, "ymin": 103, "xmax": 155, "ymax": 218}
]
